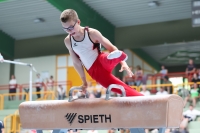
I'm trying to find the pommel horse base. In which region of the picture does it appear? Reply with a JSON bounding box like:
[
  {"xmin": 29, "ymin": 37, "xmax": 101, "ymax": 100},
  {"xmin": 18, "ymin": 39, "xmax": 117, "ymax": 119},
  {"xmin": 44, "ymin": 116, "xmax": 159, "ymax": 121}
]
[{"xmin": 19, "ymin": 84, "xmax": 184, "ymax": 133}]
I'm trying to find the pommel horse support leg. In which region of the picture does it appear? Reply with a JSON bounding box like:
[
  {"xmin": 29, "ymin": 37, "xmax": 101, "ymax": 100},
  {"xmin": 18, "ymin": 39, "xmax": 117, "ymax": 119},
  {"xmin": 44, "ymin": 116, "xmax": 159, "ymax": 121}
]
[{"xmin": 19, "ymin": 84, "xmax": 184, "ymax": 133}]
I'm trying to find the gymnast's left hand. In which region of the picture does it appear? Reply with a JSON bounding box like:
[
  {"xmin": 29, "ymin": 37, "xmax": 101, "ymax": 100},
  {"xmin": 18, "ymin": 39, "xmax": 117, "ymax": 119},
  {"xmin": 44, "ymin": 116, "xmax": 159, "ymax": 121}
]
[{"xmin": 119, "ymin": 62, "xmax": 134, "ymax": 77}]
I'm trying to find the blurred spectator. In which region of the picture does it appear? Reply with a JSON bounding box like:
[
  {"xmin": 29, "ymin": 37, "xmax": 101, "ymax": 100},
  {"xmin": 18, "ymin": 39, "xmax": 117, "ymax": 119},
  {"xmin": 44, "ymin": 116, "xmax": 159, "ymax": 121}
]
[
  {"xmin": 35, "ymin": 73, "xmax": 43, "ymax": 99},
  {"xmin": 135, "ymin": 65, "xmax": 143, "ymax": 86},
  {"xmin": 160, "ymin": 65, "xmax": 168, "ymax": 83},
  {"xmin": 183, "ymin": 104, "xmax": 200, "ymax": 122},
  {"xmin": 108, "ymin": 129, "xmax": 116, "ymax": 133},
  {"xmin": 69, "ymin": 129, "xmax": 80, "ymax": 133},
  {"xmin": 142, "ymin": 65, "xmax": 167, "ymax": 86},
  {"xmin": 87, "ymin": 130, "xmax": 98, "ymax": 133},
  {"xmin": 156, "ymin": 87, "xmax": 168, "ymax": 95},
  {"xmin": 94, "ymin": 82, "xmax": 103, "ymax": 98},
  {"xmin": 57, "ymin": 85, "xmax": 66, "ymax": 100},
  {"xmin": 191, "ymin": 73, "xmax": 200, "ymax": 87},
  {"xmin": 160, "ymin": 65, "xmax": 168, "ymax": 76},
  {"xmin": 142, "ymin": 73, "xmax": 157, "ymax": 94},
  {"xmin": 89, "ymin": 93, "xmax": 96, "ymax": 98},
  {"xmin": 150, "ymin": 88, "xmax": 157, "ymax": 94},
  {"xmin": 0, "ymin": 120, "xmax": 4, "ymax": 133},
  {"xmin": 46, "ymin": 75, "xmax": 54, "ymax": 91},
  {"xmin": 123, "ymin": 66, "xmax": 135, "ymax": 86},
  {"xmin": 77, "ymin": 90, "xmax": 88, "ymax": 99},
  {"xmin": 186, "ymin": 59, "xmax": 196, "ymax": 82},
  {"xmin": 179, "ymin": 105, "xmax": 200, "ymax": 133},
  {"xmin": 178, "ymin": 87, "xmax": 190, "ymax": 99},
  {"xmin": 140, "ymin": 85, "xmax": 150, "ymax": 96},
  {"xmin": 163, "ymin": 76, "xmax": 173, "ymax": 94},
  {"xmin": 87, "ymin": 81, "xmax": 94, "ymax": 93},
  {"xmin": 197, "ymin": 68, "xmax": 200, "ymax": 79},
  {"xmin": 120, "ymin": 129, "xmax": 130, "ymax": 133},
  {"xmin": 184, "ymin": 83, "xmax": 200, "ymax": 107},
  {"xmin": 9, "ymin": 75, "xmax": 17, "ymax": 101}
]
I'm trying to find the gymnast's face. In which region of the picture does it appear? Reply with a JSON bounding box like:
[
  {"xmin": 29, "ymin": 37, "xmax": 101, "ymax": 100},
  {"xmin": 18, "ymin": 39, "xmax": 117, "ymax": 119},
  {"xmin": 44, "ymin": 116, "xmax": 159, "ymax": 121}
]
[
  {"xmin": 189, "ymin": 59, "xmax": 193, "ymax": 65},
  {"xmin": 11, "ymin": 75, "xmax": 15, "ymax": 79},
  {"xmin": 62, "ymin": 19, "xmax": 80, "ymax": 36}
]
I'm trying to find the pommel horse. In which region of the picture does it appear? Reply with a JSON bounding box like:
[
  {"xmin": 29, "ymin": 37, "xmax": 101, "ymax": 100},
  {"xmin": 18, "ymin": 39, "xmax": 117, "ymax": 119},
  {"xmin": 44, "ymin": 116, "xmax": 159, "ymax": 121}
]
[{"xmin": 19, "ymin": 84, "xmax": 184, "ymax": 133}]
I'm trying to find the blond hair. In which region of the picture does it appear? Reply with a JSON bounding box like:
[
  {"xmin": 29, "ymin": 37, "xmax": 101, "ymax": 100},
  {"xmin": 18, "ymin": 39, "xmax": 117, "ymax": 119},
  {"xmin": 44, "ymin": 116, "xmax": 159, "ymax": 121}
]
[{"xmin": 60, "ymin": 9, "xmax": 78, "ymax": 23}]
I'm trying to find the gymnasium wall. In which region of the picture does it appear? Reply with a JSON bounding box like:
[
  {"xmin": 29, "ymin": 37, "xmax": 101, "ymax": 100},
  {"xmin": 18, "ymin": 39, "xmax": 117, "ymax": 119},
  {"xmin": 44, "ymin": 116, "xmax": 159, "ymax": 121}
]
[
  {"xmin": 0, "ymin": 30, "xmax": 15, "ymax": 59},
  {"xmin": 115, "ymin": 19, "xmax": 200, "ymax": 49},
  {"xmin": 14, "ymin": 34, "xmax": 68, "ymax": 59},
  {"xmin": 124, "ymin": 49, "xmax": 156, "ymax": 76},
  {"xmin": 0, "ymin": 63, "xmax": 10, "ymax": 85},
  {"xmin": 14, "ymin": 55, "xmax": 56, "ymax": 84}
]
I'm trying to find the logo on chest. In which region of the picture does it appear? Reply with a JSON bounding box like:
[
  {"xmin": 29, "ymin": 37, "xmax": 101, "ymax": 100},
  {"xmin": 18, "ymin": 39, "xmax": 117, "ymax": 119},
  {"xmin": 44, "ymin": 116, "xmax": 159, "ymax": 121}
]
[{"xmin": 73, "ymin": 43, "xmax": 78, "ymax": 47}]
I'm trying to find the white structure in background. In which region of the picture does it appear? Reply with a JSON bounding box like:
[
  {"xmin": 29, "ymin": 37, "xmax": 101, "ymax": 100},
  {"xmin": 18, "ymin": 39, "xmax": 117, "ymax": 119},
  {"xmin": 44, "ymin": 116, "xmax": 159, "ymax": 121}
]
[{"xmin": 0, "ymin": 53, "xmax": 37, "ymax": 101}]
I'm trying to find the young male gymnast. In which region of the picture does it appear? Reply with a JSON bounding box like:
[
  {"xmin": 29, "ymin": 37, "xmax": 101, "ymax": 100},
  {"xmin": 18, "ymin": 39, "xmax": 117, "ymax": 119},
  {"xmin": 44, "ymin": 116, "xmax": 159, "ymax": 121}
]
[{"xmin": 60, "ymin": 9, "xmax": 143, "ymax": 96}]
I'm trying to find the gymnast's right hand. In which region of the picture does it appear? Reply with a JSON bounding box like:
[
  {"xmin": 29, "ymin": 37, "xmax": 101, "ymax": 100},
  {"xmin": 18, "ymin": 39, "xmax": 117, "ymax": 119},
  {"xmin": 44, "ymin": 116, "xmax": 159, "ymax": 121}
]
[
  {"xmin": 80, "ymin": 82, "xmax": 88, "ymax": 93},
  {"xmin": 0, "ymin": 53, "xmax": 4, "ymax": 62}
]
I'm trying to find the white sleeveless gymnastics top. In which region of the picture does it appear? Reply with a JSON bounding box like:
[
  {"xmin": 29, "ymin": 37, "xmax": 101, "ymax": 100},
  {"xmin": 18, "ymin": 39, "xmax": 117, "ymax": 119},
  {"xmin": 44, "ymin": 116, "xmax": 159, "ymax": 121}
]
[{"xmin": 70, "ymin": 27, "xmax": 101, "ymax": 70}]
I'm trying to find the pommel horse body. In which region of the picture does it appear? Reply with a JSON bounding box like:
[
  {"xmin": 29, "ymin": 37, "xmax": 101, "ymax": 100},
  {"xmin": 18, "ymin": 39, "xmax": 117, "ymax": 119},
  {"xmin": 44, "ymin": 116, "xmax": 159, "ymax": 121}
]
[{"xmin": 19, "ymin": 84, "xmax": 184, "ymax": 133}]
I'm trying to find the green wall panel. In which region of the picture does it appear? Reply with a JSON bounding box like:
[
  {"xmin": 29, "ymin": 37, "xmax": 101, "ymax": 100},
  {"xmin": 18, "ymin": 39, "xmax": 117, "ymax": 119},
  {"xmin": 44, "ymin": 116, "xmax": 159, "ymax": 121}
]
[
  {"xmin": 0, "ymin": 0, "xmax": 7, "ymax": 2},
  {"xmin": 15, "ymin": 34, "xmax": 68, "ymax": 58},
  {"xmin": 0, "ymin": 30, "xmax": 15, "ymax": 58},
  {"xmin": 131, "ymin": 48, "xmax": 160, "ymax": 71},
  {"xmin": 116, "ymin": 19, "xmax": 200, "ymax": 49}
]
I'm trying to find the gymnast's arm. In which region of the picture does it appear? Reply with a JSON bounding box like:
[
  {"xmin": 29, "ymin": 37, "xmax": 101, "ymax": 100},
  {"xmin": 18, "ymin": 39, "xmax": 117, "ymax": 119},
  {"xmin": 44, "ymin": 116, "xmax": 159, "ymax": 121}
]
[
  {"xmin": 64, "ymin": 36, "xmax": 87, "ymax": 89},
  {"xmin": 88, "ymin": 28, "xmax": 117, "ymax": 52},
  {"xmin": 88, "ymin": 28, "xmax": 133, "ymax": 77}
]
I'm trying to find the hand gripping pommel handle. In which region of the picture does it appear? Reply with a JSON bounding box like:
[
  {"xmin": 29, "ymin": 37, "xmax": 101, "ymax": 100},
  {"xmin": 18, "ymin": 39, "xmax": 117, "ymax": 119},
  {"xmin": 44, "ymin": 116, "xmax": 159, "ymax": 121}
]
[
  {"xmin": 68, "ymin": 86, "xmax": 89, "ymax": 102},
  {"xmin": 105, "ymin": 84, "xmax": 126, "ymax": 100}
]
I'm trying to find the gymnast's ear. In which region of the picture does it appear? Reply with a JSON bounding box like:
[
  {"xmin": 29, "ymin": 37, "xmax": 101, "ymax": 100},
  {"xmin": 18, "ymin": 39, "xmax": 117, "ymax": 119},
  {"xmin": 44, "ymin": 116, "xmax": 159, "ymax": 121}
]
[{"xmin": 77, "ymin": 19, "xmax": 81, "ymax": 25}]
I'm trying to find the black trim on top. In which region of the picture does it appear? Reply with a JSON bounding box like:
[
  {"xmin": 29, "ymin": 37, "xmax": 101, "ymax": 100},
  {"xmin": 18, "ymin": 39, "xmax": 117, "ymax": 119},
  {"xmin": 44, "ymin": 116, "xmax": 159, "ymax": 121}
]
[
  {"xmin": 71, "ymin": 28, "xmax": 86, "ymax": 42},
  {"xmin": 69, "ymin": 35, "xmax": 73, "ymax": 49},
  {"xmin": 93, "ymin": 43, "xmax": 101, "ymax": 54},
  {"xmin": 86, "ymin": 27, "xmax": 101, "ymax": 54},
  {"xmin": 86, "ymin": 27, "xmax": 96, "ymax": 44}
]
